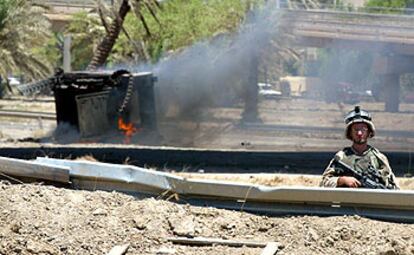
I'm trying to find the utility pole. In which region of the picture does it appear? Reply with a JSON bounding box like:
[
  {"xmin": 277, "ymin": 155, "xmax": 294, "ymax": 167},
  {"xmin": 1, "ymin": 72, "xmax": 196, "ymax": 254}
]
[{"xmin": 63, "ymin": 35, "xmax": 72, "ymax": 72}]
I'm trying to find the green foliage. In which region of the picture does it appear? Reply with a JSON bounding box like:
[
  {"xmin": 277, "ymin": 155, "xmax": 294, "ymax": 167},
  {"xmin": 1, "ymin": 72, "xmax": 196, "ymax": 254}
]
[
  {"xmin": 32, "ymin": 33, "xmax": 61, "ymax": 69},
  {"xmin": 365, "ymin": 0, "xmax": 414, "ymax": 13},
  {"xmin": 63, "ymin": 0, "xmax": 256, "ymax": 69},
  {"xmin": 65, "ymin": 12, "xmax": 106, "ymax": 70},
  {"xmin": 0, "ymin": 0, "xmax": 9, "ymax": 31},
  {"xmin": 114, "ymin": 0, "xmax": 255, "ymax": 64},
  {"xmin": 366, "ymin": 0, "xmax": 406, "ymax": 8},
  {"xmin": 0, "ymin": 0, "xmax": 52, "ymax": 82}
]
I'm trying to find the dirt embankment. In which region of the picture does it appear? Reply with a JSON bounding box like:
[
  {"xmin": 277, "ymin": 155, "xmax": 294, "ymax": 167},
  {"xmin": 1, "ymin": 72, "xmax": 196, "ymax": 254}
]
[{"xmin": 1, "ymin": 181, "xmax": 413, "ymax": 255}]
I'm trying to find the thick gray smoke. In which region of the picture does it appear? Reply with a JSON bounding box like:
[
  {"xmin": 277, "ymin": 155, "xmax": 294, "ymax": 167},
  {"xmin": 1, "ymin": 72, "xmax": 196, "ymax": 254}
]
[
  {"xmin": 140, "ymin": 3, "xmax": 280, "ymax": 122},
  {"xmin": 111, "ymin": 4, "xmax": 414, "ymax": 151},
  {"xmin": 315, "ymin": 47, "xmax": 378, "ymax": 104}
]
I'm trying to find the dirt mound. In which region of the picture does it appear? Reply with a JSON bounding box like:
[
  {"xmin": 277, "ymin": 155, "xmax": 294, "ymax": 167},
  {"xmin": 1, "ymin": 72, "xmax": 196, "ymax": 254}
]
[{"xmin": 1, "ymin": 181, "xmax": 413, "ymax": 255}]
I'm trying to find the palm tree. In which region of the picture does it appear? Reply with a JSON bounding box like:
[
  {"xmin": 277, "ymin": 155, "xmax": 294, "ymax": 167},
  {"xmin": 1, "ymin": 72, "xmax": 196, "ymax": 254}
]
[
  {"xmin": 86, "ymin": 0, "xmax": 159, "ymax": 70},
  {"xmin": 86, "ymin": 0, "xmax": 323, "ymax": 71},
  {"xmin": 0, "ymin": 0, "xmax": 52, "ymax": 85}
]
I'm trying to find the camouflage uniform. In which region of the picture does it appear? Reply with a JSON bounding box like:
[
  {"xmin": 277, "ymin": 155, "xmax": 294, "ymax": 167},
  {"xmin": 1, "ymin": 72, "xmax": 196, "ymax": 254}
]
[{"xmin": 320, "ymin": 145, "xmax": 399, "ymax": 189}]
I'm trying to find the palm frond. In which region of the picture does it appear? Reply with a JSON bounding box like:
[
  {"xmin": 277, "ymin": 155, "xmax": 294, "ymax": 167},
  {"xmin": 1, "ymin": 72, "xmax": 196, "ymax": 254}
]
[
  {"xmin": 143, "ymin": 1, "xmax": 160, "ymax": 24},
  {"xmin": 0, "ymin": 0, "xmax": 52, "ymax": 82},
  {"xmin": 87, "ymin": 0, "xmax": 160, "ymax": 69},
  {"xmin": 98, "ymin": 7, "xmax": 111, "ymax": 34},
  {"xmin": 128, "ymin": 0, "xmax": 151, "ymax": 36}
]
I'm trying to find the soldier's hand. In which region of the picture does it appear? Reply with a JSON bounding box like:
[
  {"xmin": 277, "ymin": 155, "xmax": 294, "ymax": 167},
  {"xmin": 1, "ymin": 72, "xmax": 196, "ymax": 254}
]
[{"xmin": 337, "ymin": 176, "xmax": 361, "ymax": 188}]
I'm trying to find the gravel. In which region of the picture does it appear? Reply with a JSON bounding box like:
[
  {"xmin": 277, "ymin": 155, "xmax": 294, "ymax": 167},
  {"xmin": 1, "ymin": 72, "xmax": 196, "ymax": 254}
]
[{"xmin": 1, "ymin": 181, "xmax": 413, "ymax": 255}]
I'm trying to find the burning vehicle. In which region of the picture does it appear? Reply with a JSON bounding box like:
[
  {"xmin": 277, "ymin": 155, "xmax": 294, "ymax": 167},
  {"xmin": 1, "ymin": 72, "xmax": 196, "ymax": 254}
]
[{"xmin": 50, "ymin": 69, "xmax": 158, "ymax": 143}]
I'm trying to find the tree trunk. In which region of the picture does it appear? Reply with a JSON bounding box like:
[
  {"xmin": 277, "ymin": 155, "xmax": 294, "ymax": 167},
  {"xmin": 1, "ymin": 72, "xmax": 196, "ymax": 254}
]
[{"xmin": 87, "ymin": 0, "xmax": 131, "ymax": 71}]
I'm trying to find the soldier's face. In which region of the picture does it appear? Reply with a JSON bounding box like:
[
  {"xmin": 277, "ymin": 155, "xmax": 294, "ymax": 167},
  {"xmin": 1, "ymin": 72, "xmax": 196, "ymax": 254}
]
[{"xmin": 350, "ymin": 123, "xmax": 370, "ymax": 144}]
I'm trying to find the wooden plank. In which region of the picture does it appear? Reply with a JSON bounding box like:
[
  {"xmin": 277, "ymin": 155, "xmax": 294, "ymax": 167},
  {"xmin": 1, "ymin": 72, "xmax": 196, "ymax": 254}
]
[
  {"xmin": 167, "ymin": 237, "xmax": 267, "ymax": 248},
  {"xmin": 106, "ymin": 244, "xmax": 129, "ymax": 255},
  {"xmin": 0, "ymin": 157, "xmax": 70, "ymax": 183},
  {"xmin": 260, "ymin": 242, "xmax": 279, "ymax": 255}
]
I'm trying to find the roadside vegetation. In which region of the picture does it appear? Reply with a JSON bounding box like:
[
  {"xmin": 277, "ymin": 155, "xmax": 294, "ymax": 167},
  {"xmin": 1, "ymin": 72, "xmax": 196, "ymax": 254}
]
[
  {"xmin": 66, "ymin": 0, "xmax": 260, "ymax": 70},
  {"xmin": 0, "ymin": 0, "xmax": 354, "ymax": 80},
  {"xmin": 365, "ymin": 0, "xmax": 414, "ymax": 13},
  {"xmin": 0, "ymin": 0, "xmax": 261, "ymax": 83},
  {"xmin": 0, "ymin": 0, "xmax": 51, "ymax": 86}
]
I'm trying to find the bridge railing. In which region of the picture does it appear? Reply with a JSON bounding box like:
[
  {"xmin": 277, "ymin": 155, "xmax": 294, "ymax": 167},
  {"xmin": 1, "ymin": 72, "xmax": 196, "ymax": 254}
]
[
  {"xmin": 279, "ymin": 2, "xmax": 414, "ymax": 16},
  {"xmin": 33, "ymin": 0, "xmax": 111, "ymax": 8}
]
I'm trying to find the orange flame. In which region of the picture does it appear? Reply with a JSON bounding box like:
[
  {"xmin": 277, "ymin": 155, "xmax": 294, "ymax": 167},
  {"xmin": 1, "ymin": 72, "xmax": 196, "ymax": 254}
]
[{"xmin": 118, "ymin": 117, "xmax": 138, "ymax": 144}]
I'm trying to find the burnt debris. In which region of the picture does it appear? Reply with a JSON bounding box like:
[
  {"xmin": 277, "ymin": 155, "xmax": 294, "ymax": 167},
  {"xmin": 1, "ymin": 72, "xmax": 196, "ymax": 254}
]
[{"xmin": 52, "ymin": 69, "xmax": 158, "ymax": 138}]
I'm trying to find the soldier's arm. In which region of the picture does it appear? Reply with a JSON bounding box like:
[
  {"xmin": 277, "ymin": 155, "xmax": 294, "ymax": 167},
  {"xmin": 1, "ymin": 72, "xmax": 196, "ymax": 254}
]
[
  {"xmin": 320, "ymin": 158, "xmax": 339, "ymax": 187},
  {"xmin": 377, "ymin": 153, "xmax": 400, "ymax": 190}
]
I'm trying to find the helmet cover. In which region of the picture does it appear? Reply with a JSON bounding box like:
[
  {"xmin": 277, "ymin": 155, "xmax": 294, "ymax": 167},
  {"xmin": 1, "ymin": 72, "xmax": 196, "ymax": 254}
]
[{"xmin": 344, "ymin": 106, "xmax": 375, "ymax": 139}]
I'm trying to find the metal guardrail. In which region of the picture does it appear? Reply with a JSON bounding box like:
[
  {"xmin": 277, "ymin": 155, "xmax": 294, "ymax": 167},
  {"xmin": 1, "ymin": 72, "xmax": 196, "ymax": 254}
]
[
  {"xmin": 0, "ymin": 156, "xmax": 69, "ymax": 183},
  {"xmin": 32, "ymin": 157, "xmax": 414, "ymax": 223},
  {"xmin": 16, "ymin": 78, "xmax": 53, "ymax": 96},
  {"xmin": 0, "ymin": 110, "xmax": 56, "ymax": 120}
]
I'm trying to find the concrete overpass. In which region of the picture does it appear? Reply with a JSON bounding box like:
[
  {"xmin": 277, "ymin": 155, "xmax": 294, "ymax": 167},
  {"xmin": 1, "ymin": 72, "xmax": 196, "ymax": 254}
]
[
  {"xmin": 37, "ymin": 0, "xmax": 96, "ymax": 31},
  {"xmin": 281, "ymin": 9, "xmax": 414, "ymax": 112},
  {"xmin": 284, "ymin": 9, "xmax": 414, "ymax": 55},
  {"xmin": 36, "ymin": 0, "xmax": 96, "ymax": 12}
]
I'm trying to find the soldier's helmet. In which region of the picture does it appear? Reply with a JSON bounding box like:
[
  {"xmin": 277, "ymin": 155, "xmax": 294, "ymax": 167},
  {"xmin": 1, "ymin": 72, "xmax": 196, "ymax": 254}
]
[{"xmin": 344, "ymin": 106, "xmax": 375, "ymax": 139}]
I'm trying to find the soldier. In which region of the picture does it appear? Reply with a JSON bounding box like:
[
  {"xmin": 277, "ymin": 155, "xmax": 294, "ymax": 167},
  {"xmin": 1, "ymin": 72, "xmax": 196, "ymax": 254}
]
[{"xmin": 320, "ymin": 106, "xmax": 399, "ymax": 189}]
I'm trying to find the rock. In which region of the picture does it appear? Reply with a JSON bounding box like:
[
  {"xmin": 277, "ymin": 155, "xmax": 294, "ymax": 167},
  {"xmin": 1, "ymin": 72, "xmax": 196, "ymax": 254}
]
[
  {"xmin": 155, "ymin": 247, "xmax": 176, "ymax": 255},
  {"xmin": 133, "ymin": 216, "xmax": 149, "ymax": 230},
  {"xmin": 10, "ymin": 222, "xmax": 21, "ymax": 233},
  {"xmin": 340, "ymin": 229, "xmax": 352, "ymax": 241},
  {"xmin": 324, "ymin": 237, "xmax": 335, "ymax": 247},
  {"xmin": 92, "ymin": 208, "xmax": 107, "ymax": 216},
  {"xmin": 379, "ymin": 249, "xmax": 397, "ymax": 255},
  {"xmin": 26, "ymin": 240, "xmax": 59, "ymax": 254},
  {"xmin": 305, "ymin": 228, "xmax": 319, "ymax": 243},
  {"xmin": 221, "ymin": 222, "xmax": 236, "ymax": 230},
  {"xmin": 168, "ymin": 215, "xmax": 195, "ymax": 237},
  {"xmin": 106, "ymin": 244, "xmax": 129, "ymax": 255},
  {"xmin": 352, "ymin": 215, "xmax": 361, "ymax": 220}
]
